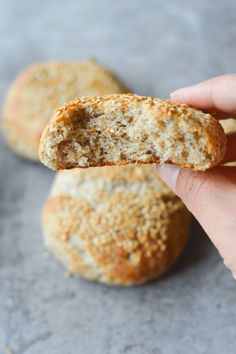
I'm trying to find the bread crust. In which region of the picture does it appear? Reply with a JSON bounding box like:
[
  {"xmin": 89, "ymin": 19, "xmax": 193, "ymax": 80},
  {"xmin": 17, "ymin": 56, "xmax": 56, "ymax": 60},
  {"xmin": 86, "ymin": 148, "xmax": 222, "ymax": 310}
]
[
  {"xmin": 39, "ymin": 94, "xmax": 227, "ymax": 171},
  {"xmin": 1, "ymin": 60, "xmax": 127, "ymax": 161},
  {"xmin": 42, "ymin": 165, "xmax": 191, "ymax": 285}
]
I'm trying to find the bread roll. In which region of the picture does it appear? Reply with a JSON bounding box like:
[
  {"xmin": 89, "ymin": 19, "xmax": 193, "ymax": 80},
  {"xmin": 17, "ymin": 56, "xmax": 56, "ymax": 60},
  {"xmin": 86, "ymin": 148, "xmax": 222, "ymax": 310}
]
[
  {"xmin": 2, "ymin": 60, "xmax": 126, "ymax": 161},
  {"xmin": 42, "ymin": 165, "xmax": 190, "ymax": 285},
  {"xmin": 39, "ymin": 94, "xmax": 226, "ymax": 171}
]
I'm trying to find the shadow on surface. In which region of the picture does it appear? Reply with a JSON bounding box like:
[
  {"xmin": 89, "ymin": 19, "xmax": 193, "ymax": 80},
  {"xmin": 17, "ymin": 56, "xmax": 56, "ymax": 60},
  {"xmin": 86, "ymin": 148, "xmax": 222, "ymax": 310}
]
[{"xmin": 165, "ymin": 217, "xmax": 212, "ymax": 279}]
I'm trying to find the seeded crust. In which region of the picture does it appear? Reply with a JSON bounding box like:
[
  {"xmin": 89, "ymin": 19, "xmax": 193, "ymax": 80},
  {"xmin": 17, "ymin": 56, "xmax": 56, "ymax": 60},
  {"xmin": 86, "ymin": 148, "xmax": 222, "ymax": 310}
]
[
  {"xmin": 1, "ymin": 60, "xmax": 127, "ymax": 161},
  {"xmin": 42, "ymin": 165, "xmax": 191, "ymax": 285},
  {"xmin": 39, "ymin": 94, "xmax": 226, "ymax": 171}
]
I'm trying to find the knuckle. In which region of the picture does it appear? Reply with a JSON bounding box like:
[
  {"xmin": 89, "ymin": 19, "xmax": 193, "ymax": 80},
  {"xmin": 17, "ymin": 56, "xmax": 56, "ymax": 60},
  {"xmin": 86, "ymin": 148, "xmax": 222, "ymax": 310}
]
[{"xmin": 176, "ymin": 170, "xmax": 210, "ymax": 207}]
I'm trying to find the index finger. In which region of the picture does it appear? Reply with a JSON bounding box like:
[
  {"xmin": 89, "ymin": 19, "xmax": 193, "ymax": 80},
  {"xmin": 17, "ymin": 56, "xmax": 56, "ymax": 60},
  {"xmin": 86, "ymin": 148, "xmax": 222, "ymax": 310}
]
[{"xmin": 170, "ymin": 74, "xmax": 236, "ymax": 120}]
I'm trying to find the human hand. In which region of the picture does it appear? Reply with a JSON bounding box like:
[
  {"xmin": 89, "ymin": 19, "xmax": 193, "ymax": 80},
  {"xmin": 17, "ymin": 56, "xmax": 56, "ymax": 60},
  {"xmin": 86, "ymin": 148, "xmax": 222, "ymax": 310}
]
[{"xmin": 157, "ymin": 74, "xmax": 236, "ymax": 277}]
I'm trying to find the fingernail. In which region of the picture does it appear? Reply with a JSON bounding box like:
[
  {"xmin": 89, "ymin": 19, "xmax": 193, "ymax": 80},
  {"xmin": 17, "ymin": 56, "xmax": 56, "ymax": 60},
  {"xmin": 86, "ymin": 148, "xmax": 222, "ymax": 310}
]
[
  {"xmin": 232, "ymin": 273, "xmax": 236, "ymax": 280},
  {"xmin": 156, "ymin": 164, "xmax": 181, "ymax": 191}
]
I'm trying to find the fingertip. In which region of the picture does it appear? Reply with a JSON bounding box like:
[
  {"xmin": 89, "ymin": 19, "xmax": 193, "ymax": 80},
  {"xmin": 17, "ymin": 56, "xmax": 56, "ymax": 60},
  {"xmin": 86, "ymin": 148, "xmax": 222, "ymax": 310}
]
[
  {"xmin": 170, "ymin": 86, "xmax": 193, "ymax": 104},
  {"xmin": 156, "ymin": 164, "xmax": 181, "ymax": 191},
  {"xmin": 171, "ymin": 74, "xmax": 236, "ymax": 114},
  {"xmin": 170, "ymin": 88, "xmax": 184, "ymax": 101}
]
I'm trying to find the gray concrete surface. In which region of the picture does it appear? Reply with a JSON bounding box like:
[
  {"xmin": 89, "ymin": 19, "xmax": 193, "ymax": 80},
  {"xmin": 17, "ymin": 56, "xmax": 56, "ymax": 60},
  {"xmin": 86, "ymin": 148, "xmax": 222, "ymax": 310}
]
[{"xmin": 0, "ymin": 0, "xmax": 236, "ymax": 353}]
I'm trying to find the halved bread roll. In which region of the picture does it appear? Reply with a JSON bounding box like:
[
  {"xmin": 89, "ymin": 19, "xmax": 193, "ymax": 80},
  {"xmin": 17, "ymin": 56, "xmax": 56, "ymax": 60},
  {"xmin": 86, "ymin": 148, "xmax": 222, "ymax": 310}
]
[{"xmin": 39, "ymin": 94, "xmax": 226, "ymax": 170}]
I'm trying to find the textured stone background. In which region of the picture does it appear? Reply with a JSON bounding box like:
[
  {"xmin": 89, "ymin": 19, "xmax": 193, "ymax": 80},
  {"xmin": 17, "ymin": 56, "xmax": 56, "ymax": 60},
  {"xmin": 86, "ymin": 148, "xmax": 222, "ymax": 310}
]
[{"xmin": 0, "ymin": 0, "xmax": 236, "ymax": 353}]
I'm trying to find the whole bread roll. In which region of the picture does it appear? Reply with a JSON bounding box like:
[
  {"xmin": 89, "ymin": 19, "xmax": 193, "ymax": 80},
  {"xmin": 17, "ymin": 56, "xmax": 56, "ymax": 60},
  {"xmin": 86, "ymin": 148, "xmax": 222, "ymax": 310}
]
[
  {"xmin": 39, "ymin": 94, "xmax": 226, "ymax": 171},
  {"xmin": 1, "ymin": 60, "xmax": 126, "ymax": 161},
  {"xmin": 42, "ymin": 165, "xmax": 191, "ymax": 285}
]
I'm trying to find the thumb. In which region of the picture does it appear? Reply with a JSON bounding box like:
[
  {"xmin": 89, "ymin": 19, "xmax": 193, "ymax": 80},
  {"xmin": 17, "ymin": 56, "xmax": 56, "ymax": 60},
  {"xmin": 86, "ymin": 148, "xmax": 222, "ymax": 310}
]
[{"xmin": 157, "ymin": 164, "xmax": 236, "ymax": 275}]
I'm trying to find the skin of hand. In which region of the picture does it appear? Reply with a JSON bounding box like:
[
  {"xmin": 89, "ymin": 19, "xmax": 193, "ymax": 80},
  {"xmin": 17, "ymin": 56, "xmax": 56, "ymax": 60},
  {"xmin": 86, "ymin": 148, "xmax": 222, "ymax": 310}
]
[{"xmin": 156, "ymin": 74, "xmax": 236, "ymax": 277}]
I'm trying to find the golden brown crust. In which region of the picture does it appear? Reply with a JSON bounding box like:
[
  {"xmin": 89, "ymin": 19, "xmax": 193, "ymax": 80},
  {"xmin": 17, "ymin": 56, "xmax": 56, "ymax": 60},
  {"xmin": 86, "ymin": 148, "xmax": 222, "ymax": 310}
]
[
  {"xmin": 1, "ymin": 60, "xmax": 127, "ymax": 161},
  {"xmin": 42, "ymin": 165, "xmax": 191, "ymax": 285},
  {"xmin": 47, "ymin": 158, "xmax": 212, "ymax": 172},
  {"xmin": 39, "ymin": 93, "xmax": 227, "ymax": 171}
]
